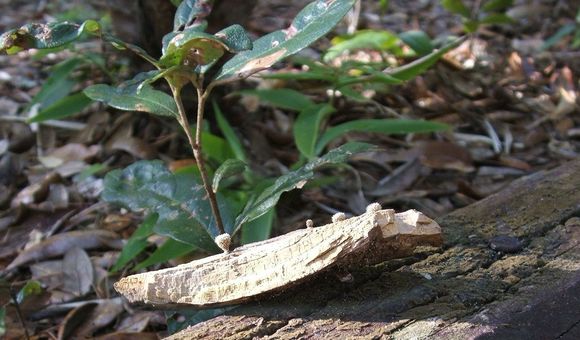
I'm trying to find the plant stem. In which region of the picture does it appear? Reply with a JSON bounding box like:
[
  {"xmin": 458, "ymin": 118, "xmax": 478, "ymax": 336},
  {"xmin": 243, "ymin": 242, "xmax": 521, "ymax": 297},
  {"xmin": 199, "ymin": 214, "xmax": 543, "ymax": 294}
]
[{"xmin": 171, "ymin": 84, "xmax": 225, "ymax": 236}]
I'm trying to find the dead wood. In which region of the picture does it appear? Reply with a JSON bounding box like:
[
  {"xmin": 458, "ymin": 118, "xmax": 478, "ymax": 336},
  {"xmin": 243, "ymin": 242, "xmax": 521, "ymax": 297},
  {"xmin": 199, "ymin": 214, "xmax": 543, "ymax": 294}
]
[
  {"xmin": 114, "ymin": 209, "xmax": 442, "ymax": 307},
  {"xmin": 165, "ymin": 158, "xmax": 580, "ymax": 339}
]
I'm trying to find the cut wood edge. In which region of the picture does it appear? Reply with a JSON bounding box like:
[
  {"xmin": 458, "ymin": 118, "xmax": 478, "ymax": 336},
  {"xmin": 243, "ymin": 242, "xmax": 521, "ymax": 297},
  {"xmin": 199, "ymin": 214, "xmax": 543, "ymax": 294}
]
[{"xmin": 114, "ymin": 209, "xmax": 442, "ymax": 307}]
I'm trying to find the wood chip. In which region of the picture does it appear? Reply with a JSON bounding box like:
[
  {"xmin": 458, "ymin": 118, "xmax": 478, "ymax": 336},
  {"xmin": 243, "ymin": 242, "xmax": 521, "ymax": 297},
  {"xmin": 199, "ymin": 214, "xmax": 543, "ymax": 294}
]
[{"xmin": 114, "ymin": 209, "xmax": 442, "ymax": 307}]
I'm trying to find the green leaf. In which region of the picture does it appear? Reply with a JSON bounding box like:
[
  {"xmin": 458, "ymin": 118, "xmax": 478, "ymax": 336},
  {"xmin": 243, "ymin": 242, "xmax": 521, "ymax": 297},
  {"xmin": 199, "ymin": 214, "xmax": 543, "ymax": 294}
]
[
  {"xmin": 135, "ymin": 238, "xmax": 195, "ymax": 270},
  {"xmin": 480, "ymin": 13, "xmax": 514, "ymax": 25},
  {"xmin": 28, "ymin": 58, "xmax": 85, "ymax": 109},
  {"xmin": 173, "ymin": 0, "xmax": 213, "ymax": 31},
  {"xmin": 16, "ymin": 280, "xmax": 42, "ymax": 304},
  {"xmin": 0, "ymin": 20, "xmax": 99, "ymax": 54},
  {"xmin": 201, "ymin": 131, "xmax": 235, "ymax": 163},
  {"xmin": 240, "ymin": 88, "xmax": 314, "ymax": 111},
  {"xmin": 161, "ymin": 24, "xmax": 251, "ymax": 68},
  {"xmin": 102, "ymin": 160, "xmax": 234, "ymax": 252},
  {"xmin": 481, "ymin": 0, "xmax": 513, "ymax": 12},
  {"xmin": 324, "ymin": 30, "xmax": 400, "ymax": 62},
  {"xmin": 111, "ymin": 213, "xmax": 158, "ymax": 272},
  {"xmin": 541, "ymin": 24, "xmax": 576, "ymax": 51},
  {"xmin": 215, "ymin": 0, "xmax": 356, "ymax": 81},
  {"xmin": 399, "ymin": 30, "xmax": 434, "ymax": 55},
  {"xmin": 294, "ymin": 103, "xmax": 335, "ymax": 158},
  {"xmin": 315, "ymin": 119, "xmax": 448, "ymax": 155},
  {"xmin": 212, "ymin": 159, "xmax": 247, "ymax": 193},
  {"xmin": 234, "ymin": 142, "xmax": 374, "ymax": 230},
  {"xmin": 84, "ymin": 79, "xmax": 178, "ymax": 118},
  {"xmin": 213, "ymin": 101, "xmax": 248, "ymax": 162},
  {"xmin": 28, "ymin": 92, "xmax": 92, "ymax": 123},
  {"xmin": 441, "ymin": 0, "xmax": 471, "ymax": 18},
  {"xmin": 241, "ymin": 207, "xmax": 275, "ymax": 244},
  {"xmin": 385, "ymin": 36, "xmax": 466, "ymax": 81}
]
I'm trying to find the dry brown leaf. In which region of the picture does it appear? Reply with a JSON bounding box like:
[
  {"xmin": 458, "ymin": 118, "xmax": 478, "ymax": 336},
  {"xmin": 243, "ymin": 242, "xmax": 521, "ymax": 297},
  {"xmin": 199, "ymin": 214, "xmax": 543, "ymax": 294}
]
[
  {"xmin": 39, "ymin": 143, "xmax": 101, "ymax": 168},
  {"xmin": 10, "ymin": 172, "xmax": 61, "ymax": 208},
  {"xmin": 57, "ymin": 302, "xmax": 98, "ymax": 340},
  {"xmin": 417, "ymin": 141, "xmax": 475, "ymax": 172},
  {"xmin": 62, "ymin": 247, "xmax": 94, "ymax": 297},
  {"xmin": 72, "ymin": 298, "xmax": 124, "ymax": 338},
  {"xmin": 6, "ymin": 230, "xmax": 121, "ymax": 270},
  {"xmin": 117, "ymin": 312, "xmax": 158, "ymax": 333}
]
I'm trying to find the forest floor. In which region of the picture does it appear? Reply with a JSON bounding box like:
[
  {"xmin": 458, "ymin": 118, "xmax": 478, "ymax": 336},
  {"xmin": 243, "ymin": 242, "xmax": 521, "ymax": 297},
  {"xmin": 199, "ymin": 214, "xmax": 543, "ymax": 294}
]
[{"xmin": 0, "ymin": 0, "xmax": 579, "ymax": 338}]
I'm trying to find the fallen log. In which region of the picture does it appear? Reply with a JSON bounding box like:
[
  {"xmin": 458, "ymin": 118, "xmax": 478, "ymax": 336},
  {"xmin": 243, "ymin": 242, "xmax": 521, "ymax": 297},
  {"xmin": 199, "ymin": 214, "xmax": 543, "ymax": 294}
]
[
  {"xmin": 114, "ymin": 208, "xmax": 442, "ymax": 307},
  {"xmin": 164, "ymin": 158, "xmax": 580, "ymax": 339}
]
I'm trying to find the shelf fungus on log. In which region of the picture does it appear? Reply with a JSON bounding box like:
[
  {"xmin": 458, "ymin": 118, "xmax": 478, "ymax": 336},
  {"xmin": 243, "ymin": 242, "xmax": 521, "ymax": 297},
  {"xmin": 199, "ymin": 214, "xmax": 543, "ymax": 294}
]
[{"xmin": 114, "ymin": 208, "xmax": 442, "ymax": 307}]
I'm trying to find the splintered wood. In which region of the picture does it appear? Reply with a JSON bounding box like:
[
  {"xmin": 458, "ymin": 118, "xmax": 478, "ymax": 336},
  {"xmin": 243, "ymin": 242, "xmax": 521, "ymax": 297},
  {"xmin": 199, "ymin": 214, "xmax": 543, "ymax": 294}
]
[{"xmin": 114, "ymin": 209, "xmax": 442, "ymax": 307}]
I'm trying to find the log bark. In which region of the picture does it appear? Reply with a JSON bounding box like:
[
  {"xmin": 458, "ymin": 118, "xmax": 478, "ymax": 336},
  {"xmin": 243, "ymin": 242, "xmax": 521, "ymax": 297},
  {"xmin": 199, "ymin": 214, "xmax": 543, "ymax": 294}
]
[
  {"xmin": 165, "ymin": 158, "xmax": 580, "ymax": 339},
  {"xmin": 114, "ymin": 209, "xmax": 442, "ymax": 307}
]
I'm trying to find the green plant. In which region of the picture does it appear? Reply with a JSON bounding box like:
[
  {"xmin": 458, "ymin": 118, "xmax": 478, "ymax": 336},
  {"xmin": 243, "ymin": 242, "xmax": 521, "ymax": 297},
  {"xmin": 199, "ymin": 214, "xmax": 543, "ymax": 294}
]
[
  {"xmin": 441, "ymin": 0, "xmax": 514, "ymax": 32},
  {"xmin": 1, "ymin": 0, "xmax": 371, "ymax": 259},
  {"xmin": 242, "ymin": 31, "xmax": 464, "ymax": 161},
  {"xmin": 542, "ymin": 8, "xmax": 580, "ymax": 50}
]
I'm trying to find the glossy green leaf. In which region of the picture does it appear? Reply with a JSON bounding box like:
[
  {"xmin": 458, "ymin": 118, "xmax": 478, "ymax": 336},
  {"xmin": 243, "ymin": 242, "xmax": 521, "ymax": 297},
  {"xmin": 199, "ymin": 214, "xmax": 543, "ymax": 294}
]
[
  {"xmin": 385, "ymin": 36, "xmax": 466, "ymax": 81},
  {"xmin": 215, "ymin": 0, "xmax": 356, "ymax": 81},
  {"xmin": 241, "ymin": 207, "xmax": 275, "ymax": 244},
  {"xmin": 111, "ymin": 213, "xmax": 157, "ymax": 272},
  {"xmin": 0, "ymin": 20, "xmax": 99, "ymax": 54},
  {"xmin": 173, "ymin": 0, "xmax": 213, "ymax": 31},
  {"xmin": 294, "ymin": 103, "xmax": 335, "ymax": 158},
  {"xmin": 234, "ymin": 142, "xmax": 374, "ymax": 230},
  {"xmin": 441, "ymin": 0, "xmax": 471, "ymax": 18},
  {"xmin": 212, "ymin": 159, "xmax": 247, "ymax": 193},
  {"xmin": 315, "ymin": 119, "xmax": 448, "ymax": 155},
  {"xmin": 399, "ymin": 30, "xmax": 434, "ymax": 55},
  {"xmin": 241, "ymin": 88, "xmax": 314, "ymax": 111},
  {"xmin": 84, "ymin": 74, "xmax": 178, "ymax": 117},
  {"xmin": 213, "ymin": 101, "xmax": 248, "ymax": 162},
  {"xmin": 324, "ymin": 30, "xmax": 399, "ymax": 62},
  {"xmin": 28, "ymin": 92, "xmax": 92, "ymax": 123},
  {"xmin": 215, "ymin": 24, "xmax": 253, "ymax": 53},
  {"xmin": 482, "ymin": 0, "xmax": 513, "ymax": 12},
  {"xmin": 135, "ymin": 238, "xmax": 195, "ymax": 270},
  {"xmin": 102, "ymin": 160, "xmax": 234, "ymax": 252}
]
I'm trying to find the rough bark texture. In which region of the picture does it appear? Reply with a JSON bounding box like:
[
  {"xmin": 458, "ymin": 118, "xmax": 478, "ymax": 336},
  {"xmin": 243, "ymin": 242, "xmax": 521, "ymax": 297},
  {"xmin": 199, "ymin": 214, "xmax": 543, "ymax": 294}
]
[
  {"xmin": 167, "ymin": 158, "xmax": 580, "ymax": 339},
  {"xmin": 115, "ymin": 209, "xmax": 442, "ymax": 307}
]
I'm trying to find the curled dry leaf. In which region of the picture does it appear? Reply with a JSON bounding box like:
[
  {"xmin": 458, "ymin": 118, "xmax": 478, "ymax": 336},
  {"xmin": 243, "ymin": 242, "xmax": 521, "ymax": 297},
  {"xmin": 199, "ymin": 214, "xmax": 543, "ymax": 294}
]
[
  {"xmin": 11, "ymin": 172, "xmax": 61, "ymax": 208},
  {"xmin": 71, "ymin": 298, "xmax": 124, "ymax": 338},
  {"xmin": 39, "ymin": 143, "xmax": 101, "ymax": 168},
  {"xmin": 6, "ymin": 230, "xmax": 121, "ymax": 270}
]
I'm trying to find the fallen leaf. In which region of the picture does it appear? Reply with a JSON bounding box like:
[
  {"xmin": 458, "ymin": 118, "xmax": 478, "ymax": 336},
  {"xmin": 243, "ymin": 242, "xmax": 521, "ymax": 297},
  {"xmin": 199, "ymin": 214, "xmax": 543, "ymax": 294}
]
[
  {"xmin": 62, "ymin": 247, "xmax": 94, "ymax": 296},
  {"xmin": 417, "ymin": 141, "xmax": 475, "ymax": 172},
  {"xmin": 72, "ymin": 298, "xmax": 124, "ymax": 338},
  {"xmin": 57, "ymin": 302, "xmax": 98, "ymax": 340},
  {"xmin": 6, "ymin": 230, "xmax": 121, "ymax": 270},
  {"xmin": 11, "ymin": 172, "xmax": 61, "ymax": 208}
]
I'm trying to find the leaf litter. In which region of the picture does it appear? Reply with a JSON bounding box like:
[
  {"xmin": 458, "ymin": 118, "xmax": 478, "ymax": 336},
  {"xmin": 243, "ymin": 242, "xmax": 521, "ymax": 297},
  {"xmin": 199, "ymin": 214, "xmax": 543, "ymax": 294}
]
[{"xmin": 0, "ymin": 0, "xmax": 579, "ymax": 337}]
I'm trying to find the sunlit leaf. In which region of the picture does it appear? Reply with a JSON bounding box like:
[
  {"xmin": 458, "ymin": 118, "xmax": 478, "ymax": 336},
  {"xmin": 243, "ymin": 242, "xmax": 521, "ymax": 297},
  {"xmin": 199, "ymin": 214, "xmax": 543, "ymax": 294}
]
[
  {"xmin": 16, "ymin": 280, "xmax": 42, "ymax": 304},
  {"xmin": 215, "ymin": 0, "xmax": 356, "ymax": 81},
  {"xmin": 324, "ymin": 30, "xmax": 400, "ymax": 62}
]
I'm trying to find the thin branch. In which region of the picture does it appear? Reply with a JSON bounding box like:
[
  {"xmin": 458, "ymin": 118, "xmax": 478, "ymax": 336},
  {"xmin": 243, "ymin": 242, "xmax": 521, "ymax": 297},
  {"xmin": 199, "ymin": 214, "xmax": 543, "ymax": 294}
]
[{"xmin": 170, "ymin": 83, "xmax": 225, "ymax": 236}]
